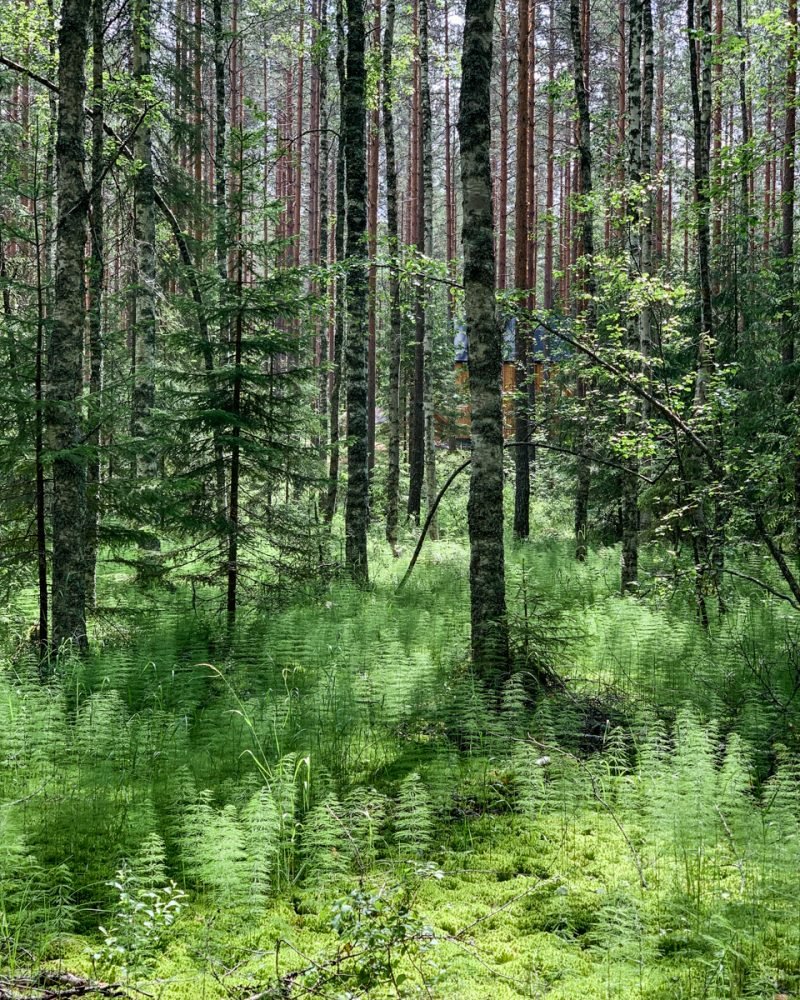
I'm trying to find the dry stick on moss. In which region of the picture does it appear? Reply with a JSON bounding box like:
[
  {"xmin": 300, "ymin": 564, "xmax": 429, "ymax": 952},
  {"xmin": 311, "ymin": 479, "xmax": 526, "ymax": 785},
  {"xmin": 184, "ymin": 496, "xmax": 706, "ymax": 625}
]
[{"xmin": 526, "ymin": 736, "xmax": 649, "ymax": 890}]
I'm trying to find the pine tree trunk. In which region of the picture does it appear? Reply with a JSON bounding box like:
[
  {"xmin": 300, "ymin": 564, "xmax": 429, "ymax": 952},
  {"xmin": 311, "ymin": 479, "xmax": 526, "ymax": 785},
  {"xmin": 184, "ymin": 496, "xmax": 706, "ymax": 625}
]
[
  {"xmin": 459, "ymin": 0, "xmax": 509, "ymax": 679},
  {"xmin": 384, "ymin": 0, "xmax": 403, "ymax": 555},
  {"xmin": 544, "ymin": 0, "xmax": 556, "ymax": 310},
  {"xmin": 48, "ymin": 0, "xmax": 91, "ymax": 653},
  {"xmin": 343, "ymin": 0, "xmax": 370, "ymax": 582}
]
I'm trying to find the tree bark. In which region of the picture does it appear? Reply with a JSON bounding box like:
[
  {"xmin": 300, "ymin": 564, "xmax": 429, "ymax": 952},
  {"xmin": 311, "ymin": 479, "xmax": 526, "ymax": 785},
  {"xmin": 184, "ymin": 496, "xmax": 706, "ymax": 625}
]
[
  {"xmin": 85, "ymin": 0, "xmax": 105, "ymax": 609},
  {"xmin": 459, "ymin": 0, "xmax": 510, "ymax": 678},
  {"xmin": 384, "ymin": 0, "xmax": 403, "ymax": 555},
  {"xmin": 513, "ymin": 0, "xmax": 531, "ymax": 539},
  {"xmin": 131, "ymin": 0, "xmax": 159, "ymax": 480},
  {"xmin": 343, "ymin": 0, "xmax": 370, "ymax": 582},
  {"xmin": 48, "ymin": 0, "xmax": 91, "ymax": 653}
]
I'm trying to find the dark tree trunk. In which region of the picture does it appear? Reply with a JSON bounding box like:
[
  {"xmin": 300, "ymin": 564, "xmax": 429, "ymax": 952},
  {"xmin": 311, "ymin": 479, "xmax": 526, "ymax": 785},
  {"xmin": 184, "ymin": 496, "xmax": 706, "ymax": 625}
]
[
  {"xmin": 48, "ymin": 0, "xmax": 91, "ymax": 653},
  {"xmin": 343, "ymin": 0, "xmax": 369, "ymax": 582},
  {"xmin": 459, "ymin": 0, "xmax": 509, "ymax": 679}
]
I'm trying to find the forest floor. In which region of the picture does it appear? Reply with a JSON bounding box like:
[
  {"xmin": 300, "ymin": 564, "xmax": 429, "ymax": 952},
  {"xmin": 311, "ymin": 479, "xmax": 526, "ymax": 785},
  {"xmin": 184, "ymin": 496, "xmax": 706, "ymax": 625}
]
[{"xmin": 2, "ymin": 491, "xmax": 800, "ymax": 998}]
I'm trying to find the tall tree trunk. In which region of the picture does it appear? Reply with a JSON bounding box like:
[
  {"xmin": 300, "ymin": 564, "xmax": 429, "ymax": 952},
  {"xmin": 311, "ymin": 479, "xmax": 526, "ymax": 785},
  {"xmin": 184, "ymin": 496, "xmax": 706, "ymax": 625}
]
[
  {"xmin": 570, "ymin": 0, "xmax": 595, "ymax": 563},
  {"xmin": 544, "ymin": 0, "xmax": 556, "ymax": 310},
  {"xmin": 367, "ymin": 0, "xmax": 380, "ymax": 476},
  {"xmin": 459, "ymin": 0, "xmax": 509, "ymax": 678},
  {"xmin": 384, "ymin": 0, "xmax": 402, "ymax": 555},
  {"xmin": 131, "ymin": 0, "xmax": 159, "ymax": 480},
  {"xmin": 621, "ymin": 0, "xmax": 643, "ymax": 591},
  {"xmin": 407, "ymin": 0, "xmax": 425, "ymax": 523},
  {"xmin": 513, "ymin": 0, "xmax": 531, "ymax": 539},
  {"xmin": 86, "ymin": 0, "xmax": 105, "ymax": 609},
  {"xmin": 420, "ymin": 0, "xmax": 438, "ymax": 540},
  {"xmin": 498, "ymin": 0, "xmax": 509, "ymax": 290},
  {"xmin": 343, "ymin": 0, "xmax": 369, "ymax": 582},
  {"xmin": 782, "ymin": 0, "xmax": 799, "ymax": 547},
  {"xmin": 48, "ymin": 0, "xmax": 91, "ymax": 653},
  {"xmin": 324, "ymin": 0, "xmax": 347, "ymax": 524}
]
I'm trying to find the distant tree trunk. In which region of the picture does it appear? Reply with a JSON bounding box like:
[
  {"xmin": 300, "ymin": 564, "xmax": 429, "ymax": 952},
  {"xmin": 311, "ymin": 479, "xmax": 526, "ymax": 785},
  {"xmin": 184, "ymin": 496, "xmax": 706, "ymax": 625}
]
[
  {"xmin": 688, "ymin": 0, "xmax": 715, "ymax": 624},
  {"xmin": 543, "ymin": 0, "xmax": 556, "ymax": 310},
  {"xmin": 497, "ymin": 0, "xmax": 509, "ymax": 290},
  {"xmin": 343, "ymin": 0, "xmax": 370, "ymax": 582},
  {"xmin": 570, "ymin": 0, "xmax": 595, "ymax": 563},
  {"xmin": 407, "ymin": 0, "xmax": 424, "ymax": 524},
  {"xmin": 367, "ymin": 0, "xmax": 380, "ymax": 476},
  {"xmin": 384, "ymin": 0, "xmax": 403, "ymax": 555},
  {"xmin": 459, "ymin": 0, "xmax": 509, "ymax": 678},
  {"xmin": 621, "ymin": 0, "xmax": 643, "ymax": 591},
  {"xmin": 420, "ymin": 0, "xmax": 438, "ymax": 541},
  {"xmin": 317, "ymin": 0, "xmax": 331, "ymax": 448},
  {"xmin": 513, "ymin": 0, "xmax": 530, "ymax": 539},
  {"xmin": 324, "ymin": 0, "xmax": 347, "ymax": 524},
  {"xmin": 85, "ymin": 0, "xmax": 105, "ymax": 609},
  {"xmin": 131, "ymin": 0, "xmax": 159, "ymax": 480},
  {"xmin": 48, "ymin": 0, "xmax": 91, "ymax": 653}
]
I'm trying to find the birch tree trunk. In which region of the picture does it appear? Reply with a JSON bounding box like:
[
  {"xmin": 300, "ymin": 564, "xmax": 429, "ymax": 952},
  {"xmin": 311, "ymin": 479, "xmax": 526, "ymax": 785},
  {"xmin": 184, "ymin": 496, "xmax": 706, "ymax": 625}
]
[{"xmin": 459, "ymin": 0, "xmax": 509, "ymax": 679}]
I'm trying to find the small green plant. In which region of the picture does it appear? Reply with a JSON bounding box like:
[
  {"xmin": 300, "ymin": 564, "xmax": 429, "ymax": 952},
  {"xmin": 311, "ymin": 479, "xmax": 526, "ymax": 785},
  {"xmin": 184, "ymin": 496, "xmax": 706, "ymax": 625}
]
[{"xmin": 91, "ymin": 864, "xmax": 186, "ymax": 977}]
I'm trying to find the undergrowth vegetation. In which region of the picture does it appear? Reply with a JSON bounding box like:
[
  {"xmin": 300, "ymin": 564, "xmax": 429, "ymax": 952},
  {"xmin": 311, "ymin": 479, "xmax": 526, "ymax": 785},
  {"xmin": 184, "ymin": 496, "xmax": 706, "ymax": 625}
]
[{"xmin": 2, "ymin": 486, "xmax": 800, "ymax": 997}]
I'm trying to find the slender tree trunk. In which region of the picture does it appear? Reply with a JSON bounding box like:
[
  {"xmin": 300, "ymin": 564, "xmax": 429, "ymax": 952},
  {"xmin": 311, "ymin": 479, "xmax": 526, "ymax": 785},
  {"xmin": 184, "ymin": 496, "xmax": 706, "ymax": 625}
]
[
  {"xmin": 367, "ymin": 0, "xmax": 380, "ymax": 476},
  {"xmin": 420, "ymin": 0, "xmax": 438, "ymax": 540},
  {"xmin": 324, "ymin": 0, "xmax": 347, "ymax": 524},
  {"xmin": 621, "ymin": 0, "xmax": 643, "ymax": 591},
  {"xmin": 513, "ymin": 0, "xmax": 530, "ymax": 539},
  {"xmin": 384, "ymin": 0, "xmax": 402, "ymax": 555},
  {"xmin": 131, "ymin": 0, "xmax": 159, "ymax": 481},
  {"xmin": 498, "ymin": 0, "xmax": 509, "ymax": 290},
  {"xmin": 407, "ymin": 0, "xmax": 425, "ymax": 523},
  {"xmin": 570, "ymin": 0, "xmax": 595, "ymax": 563},
  {"xmin": 459, "ymin": 0, "xmax": 509, "ymax": 678},
  {"xmin": 544, "ymin": 0, "xmax": 556, "ymax": 310},
  {"xmin": 85, "ymin": 0, "xmax": 105, "ymax": 609},
  {"xmin": 48, "ymin": 0, "xmax": 91, "ymax": 653},
  {"xmin": 343, "ymin": 0, "xmax": 370, "ymax": 582}
]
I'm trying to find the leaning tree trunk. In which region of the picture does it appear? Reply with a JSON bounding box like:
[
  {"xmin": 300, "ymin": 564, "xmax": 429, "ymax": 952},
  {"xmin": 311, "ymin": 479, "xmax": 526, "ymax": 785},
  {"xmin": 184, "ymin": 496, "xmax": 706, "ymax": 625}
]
[
  {"xmin": 48, "ymin": 0, "xmax": 91, "ymax": 653},
  {"xmin": 459, "ymin": 0, "xmax": 509, "ymax": 680},
  {"xmin": 131, "ymin": 0, "xmax": 159, "ymax": 481},
  {"xmin": 343, "ymin": 0, "xmax": 370, "ymax": 582},
  {"xmin": 383, "ymin": 0, "xmax": 403, "ymax": 555}
]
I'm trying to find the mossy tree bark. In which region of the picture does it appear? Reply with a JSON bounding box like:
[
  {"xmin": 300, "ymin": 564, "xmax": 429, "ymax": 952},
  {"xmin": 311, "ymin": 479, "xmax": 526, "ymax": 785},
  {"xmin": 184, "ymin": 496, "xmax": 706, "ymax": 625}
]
[
  {"xmin": 48, "ymin": 0, "xmax": 91, "ymax": 653},
  {"xmin": 513, "ymin": 0, "xmax": 530, "ymax": 540},
  {"xmin": 343, "ymin": 0, "xmax": 369, "ymax": 583},
  {"xmin": 459, "ymin": 0, "xmax": 509, "ymax": 678}
]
